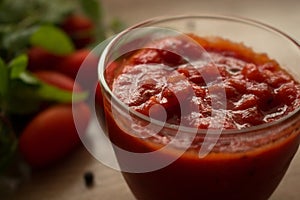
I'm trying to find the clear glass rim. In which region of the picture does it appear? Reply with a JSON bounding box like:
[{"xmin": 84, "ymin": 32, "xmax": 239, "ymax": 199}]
[{"xmin": 98, "ymin": 14, "xmax": 300, "ymax": 135}]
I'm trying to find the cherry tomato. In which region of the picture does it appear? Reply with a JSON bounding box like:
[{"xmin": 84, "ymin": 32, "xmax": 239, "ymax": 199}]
[
  {"xmin": 55, "ymin": 49, "xmax": 98, "ymax": 90},
  {"xmin": 60, "ymin": 14, "xmax": 95, "ymax": 49},
  {"xmin": 19, "ymin": 103, "xmax": 91, "ymax": 168},
  {"xmin": 27, "ymin": 47, "xmax": 63, "ymax": 72},
  {"xmin": 33, "ymin": 70, "xmax": 82, "ymax": 92}
]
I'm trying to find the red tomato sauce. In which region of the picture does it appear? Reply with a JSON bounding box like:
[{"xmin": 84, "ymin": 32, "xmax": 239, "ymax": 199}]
[
  {"xmin": 102, "ymin": 34, "xmax": 300, "ymax": 200},
  {"xmin": 111, "ymin": 34, "xmax": 300, "ymax": 129}
]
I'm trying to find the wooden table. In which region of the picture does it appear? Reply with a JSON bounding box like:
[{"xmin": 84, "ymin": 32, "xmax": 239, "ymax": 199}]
[
  {"xmin": 6, "ymin": 145, "xmax": 300, "ymax": 200},
  {"xmin": 5, "ymin": 0, "xmax": 300, "ymax": 199}
]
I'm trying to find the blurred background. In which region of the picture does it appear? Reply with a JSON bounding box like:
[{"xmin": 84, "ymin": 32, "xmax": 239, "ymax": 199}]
[{"xmin": 102, "ymin": 0, "xmax": 300, "ymax": 41}]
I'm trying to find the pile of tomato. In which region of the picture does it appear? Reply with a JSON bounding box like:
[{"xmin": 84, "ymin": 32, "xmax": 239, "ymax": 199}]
[{"xmin": 18, "ymin": 14, "xmax": 98, "ymax": 169}]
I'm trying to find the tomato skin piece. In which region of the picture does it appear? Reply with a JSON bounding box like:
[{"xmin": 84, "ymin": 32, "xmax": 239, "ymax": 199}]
[{"xmin": 18, "ymin": 103, "xmax": 91, "ymax": 168}]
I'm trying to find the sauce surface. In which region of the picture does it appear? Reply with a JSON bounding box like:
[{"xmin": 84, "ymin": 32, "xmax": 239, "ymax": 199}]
[{"xmin": 110, "ymin": 34, "xmax": 300, "ymax": 129}]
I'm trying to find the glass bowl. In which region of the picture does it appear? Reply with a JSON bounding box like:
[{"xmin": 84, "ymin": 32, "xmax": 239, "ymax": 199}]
[{"xmin": 97, "ymin": 15, "xmax": 300, "ymax": 200}]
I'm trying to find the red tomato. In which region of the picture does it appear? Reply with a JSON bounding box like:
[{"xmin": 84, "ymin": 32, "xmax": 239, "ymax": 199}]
[
  {"xmin": 27, "ymin": 47, "xmax": 63, "ymax": 72},
  {"xmin": 19, "ymin": 103, "xmax": 91, "ymax": 168},
  {"xmin": 33, "ymin": 70, "xmax": 82, "ymax": 93},
  {"xmin": 55, "ymin": 49, "xmax": 98, "ymax": 90},
  {"xmin": 60, "ymin": 14, "xmax": 95, "ymax": 49}
]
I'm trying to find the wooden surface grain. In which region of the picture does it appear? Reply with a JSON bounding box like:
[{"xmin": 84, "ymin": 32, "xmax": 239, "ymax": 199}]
[{"xmin": 4, "ymin": 0, "xmax": 300, "ymax": 199}]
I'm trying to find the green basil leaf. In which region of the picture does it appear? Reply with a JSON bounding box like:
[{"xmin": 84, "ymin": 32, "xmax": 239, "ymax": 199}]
[
  {"xmin": 9, "ymin": 54, "xmax": 28, "ymax": 79},
  {"xmin": 78, "ymin": 0, "xmax": 101, "ymax": 23},
  {"xmin": 30, "ymin": 25, "xmax": 75, "ymax": 55},
  {"xmin": 7, "ymin": 78, "xmax": 88, "ymax": 115},
  {"xmin": 36, "ymin": 83, "xmax": 88, "ymax": 103},
  {"xmin": 18, "ymin": 72, "xmax": 40, "ymax": 85}
]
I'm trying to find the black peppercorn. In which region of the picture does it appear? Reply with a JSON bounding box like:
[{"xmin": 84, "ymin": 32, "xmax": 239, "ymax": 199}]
[{"xmin": 84, "ymin": 171, "xmax": 94, "ymax": 187}]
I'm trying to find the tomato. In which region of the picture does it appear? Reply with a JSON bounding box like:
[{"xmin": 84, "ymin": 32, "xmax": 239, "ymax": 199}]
[
  {"xmin": 27, "ymin": 47, "xmax": 63, "ymax": 72},
  {"xmin": 19, "ymin": 103, "xmax": 91, "ymax": 168},
  {"xmin": 55, "ymin": 49, "xmax": 98, "ymax": 90},
  {"xmin": 60, "ymin": 14, "xmax": 95, "ymax": 49},
  {"xmin": 33, "ymin": 70, "xmax": 82, "ymax": 92}
]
